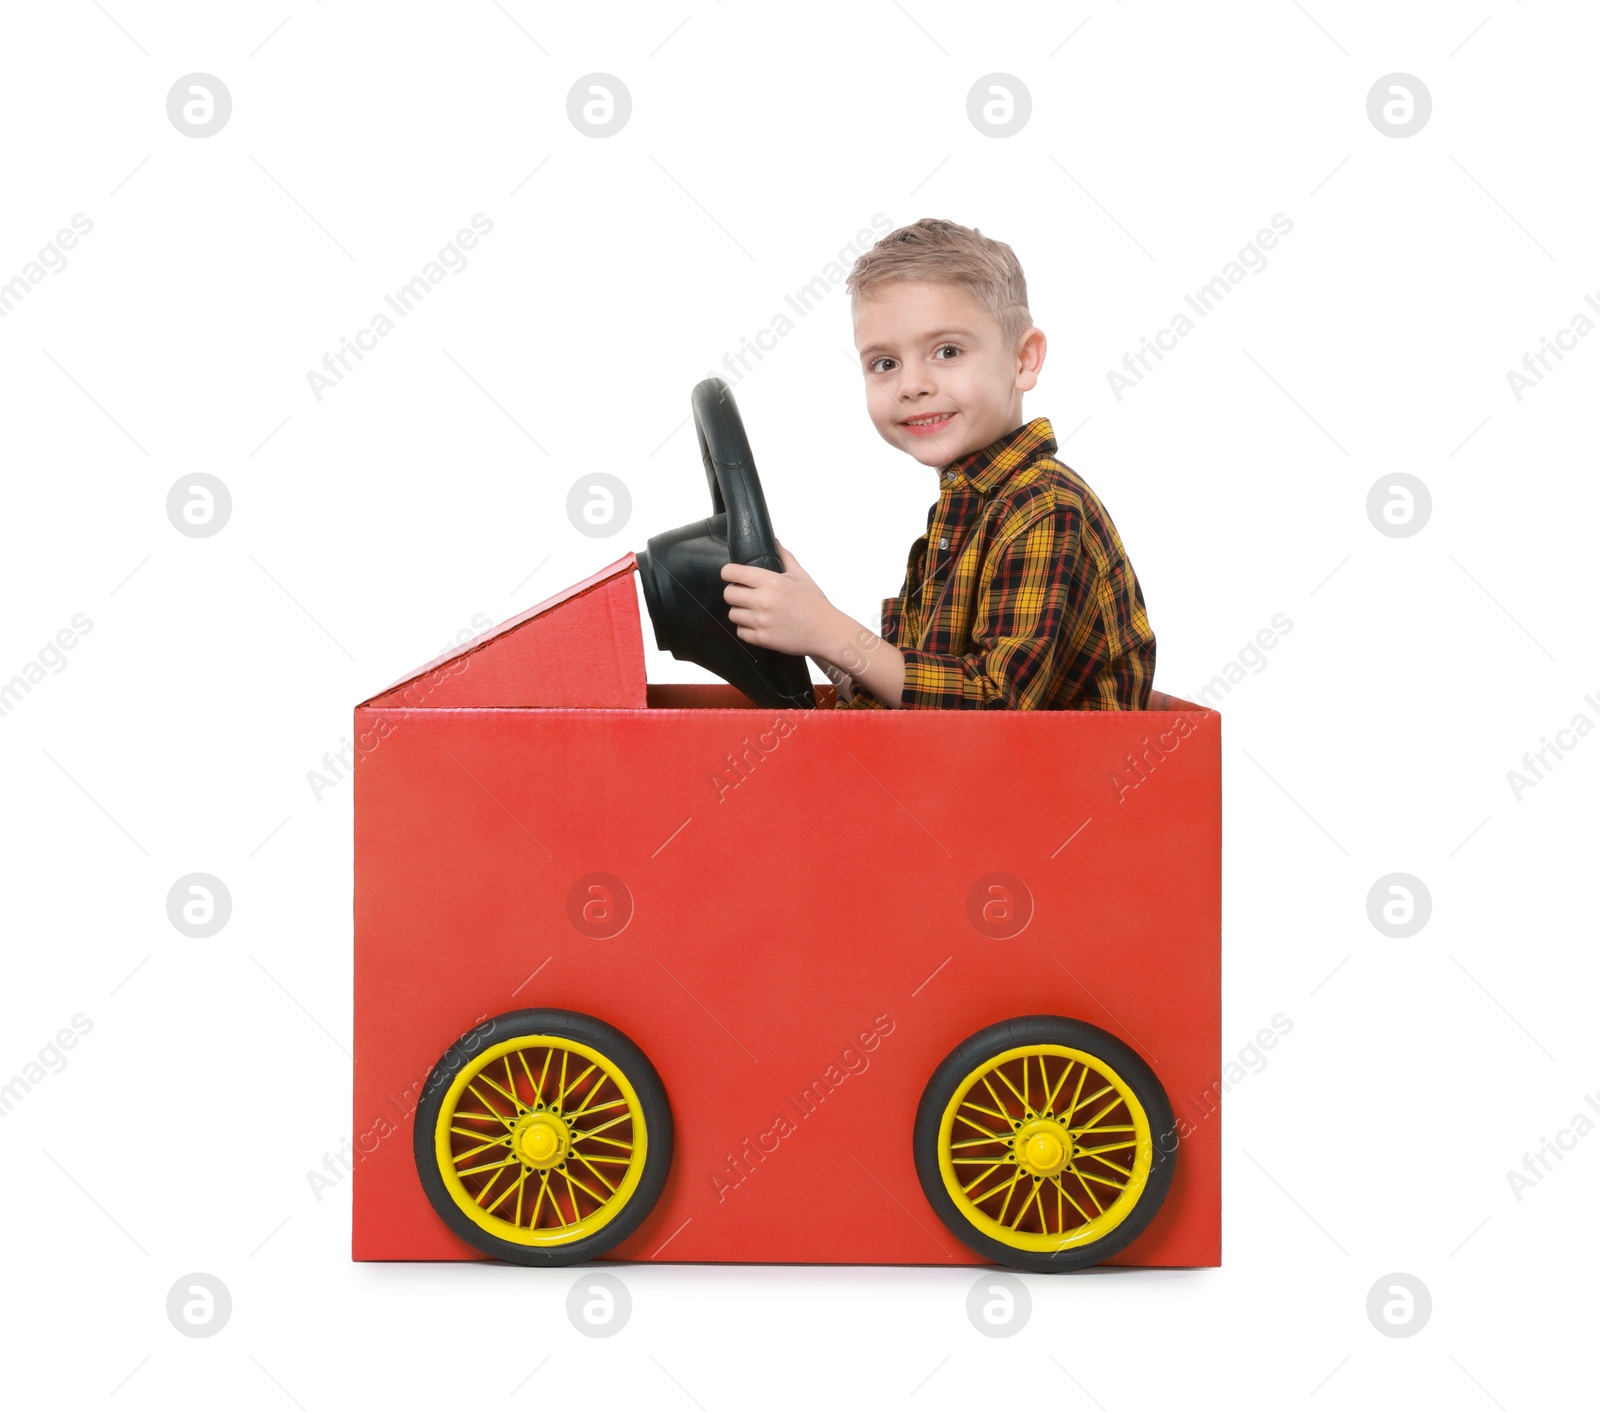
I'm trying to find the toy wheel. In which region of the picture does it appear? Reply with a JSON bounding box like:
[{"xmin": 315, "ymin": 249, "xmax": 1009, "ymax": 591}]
[
  {"xmin": 413, "ymin": 1008, "xmax": 673, "ymax": 1265},
  {"xmin": 914, "ymin": 1015, "xmax": 1175, "ymax": 1273}
]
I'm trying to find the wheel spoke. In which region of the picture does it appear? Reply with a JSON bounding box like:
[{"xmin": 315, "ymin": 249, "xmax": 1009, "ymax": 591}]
[
  {"xmin": 954, "ymin": 1110, "xmax": 1007, "ymax": 1139},
  {"xmin": 1074, "ymin": 1093, "xmax": 1124, "ymax": 1127},
  {"xmin": 527, "ymin": 1169, "xmax": 551, "ymax": 1228},
  {"xmin": 994, "ymin": 1170, "xmax": 1028, "ymax": 1226},
  {"xmin": 953, "ymin": 1152, "xmax": 1004, "ymax": 1191},
  {"xmin": 1073, "ymin": 1117, "xmax": 1135, "ymax": 1134},
  {"xmin": 450, "ymin": 1124, "xmax": 510, "ymax": 1141},
  {"xmin": 570, "ymin": 1150, "xmax": 619, "ymax": 1195},
  {"xmin": 569, "ymin": 1091, "xmax": 626, "ymax": 1120},
  {"xmin": 457, "ymin": 1154, "xmax": 521, "ymax": 1178},
  {"xmin": 453, "ymin": 1109, "xmax": 511, "ymax": 1127},
  {"xmin": 953, "ymin": 1088, "xmax": 1004, "ymax": 1120},
  {"xmin": 1070, "ymin": 1082, "xmax": 1115, "ymax": 1122},
  {"xmin": 560, "ymin": 1061, "xmax": 599, "ymax": 1106},
  {"xmin": 579, "ymin": 1153, "xmax": 624, "ymax": 1190},
  {"xmin": 1050, "ymin": 1173, "xmax": 1095, "ymax": 1225},
  {"xmin": 571, "ymin": 1132, "xmax": 633, "ymax": 1151},
  {"xmin": 1077, "ymin": 1167, "xmax": 1129, "ymax": 1193},
  {"xmin": 960, "ymin": 1162, "xmax": 1005, "ymax": 1193},
  {"xmin": 546, "ymin": 1169, "xmax": 570, "ymax": 1227},
  {"xmin": 486, "ymin": 1167, "xmax": 529, "ymax": 1217},
  {"xmin": 451, "ymin": 1132, "xmax": 511, "ymax": 1162},
  {"xmin": 980, "ymin": 1073, "xmax": 1015, "ymax": 1120},
  {"xmin": 474, "ymin": 1162, "xmax": 515, "ymax": 1208},
  {"xmin": 1010, "ymin": 1181, "xmax": 1045, "ymax": 1230},
  {"xmin": 467, "ymin": 1080, "xmax": 513, "ymax": 1120},
  {"xmin": 561, "ymin": 1167, "xmax": 587, "ymax": 1220},
  {"xmin": 1078, "ymin": 1152, "xmax": 1133, "ymax": 1179},
  {"xmin": 975, "ymin": 1168, "xmax": 1026, "ymax": 1215},
  {"xmin": 1044, "ymin": 1056, "xmax": 1073, "ymax": 1114},
  {"xmin": 561, "ymin": 1166, "xmax": 611, "ymax": 1206},
  {"xmin": 517, "ymin": 1047, "xmax": 541, "ymax": 1104},
  {"xmin": 571, "ymin": 1111, "xmax": 633, "ymax": 1142},
  {"xmin": 950, "ymin": 1136, "xmax": 1009, "ymax": 1151},
  {"xmin": 1064, "ymin": 1064, "xmax": 1088, "ymax": 1124},
  {"xmin": 994, "ymin": 1064, "xmax": 1031, "ymax": 1112},
  {"xmin": 1075, "ymin": 1170, "xmax": 1103, "ymax": 1214},
  {"xmin": 477, "ymin": 1071, "xmax": 521, "ymax": 1110},
  {"xmin": 1074, "ymin": 1140, "xmax": 1135, "ymax": 1160},
  {"xmin": 967, "ymin": 1167, "xmax": 1021, "ymax": 1206}
]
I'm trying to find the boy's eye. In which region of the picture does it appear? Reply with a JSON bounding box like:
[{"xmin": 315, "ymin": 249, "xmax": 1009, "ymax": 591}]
[
  {"xmin": 868, "ymin": 356, "xmax": 897, "ymax": 374},
  {"xmin": 934, "ymin": 344, "xmax": 961, "ymax": 361}
]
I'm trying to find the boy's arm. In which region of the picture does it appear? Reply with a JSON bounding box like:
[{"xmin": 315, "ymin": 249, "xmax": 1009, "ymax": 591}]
[
  {"xmin": 718, "ymin": 517, "xmax": 1075, "ymax": 710},
  {"xmin": 828, "ymin": 593, "xmax": 908, "ymax": 709},
  {"xmin": 817, "ymin": 618, "xmax": 906, "ymax": 708},
  {"xmin": 718, "ymin": 548, "xmax": 914, "ymax": 708}
]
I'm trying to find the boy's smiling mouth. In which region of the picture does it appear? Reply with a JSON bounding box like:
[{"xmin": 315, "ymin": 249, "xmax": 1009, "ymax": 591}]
[{"xmin": 901, "ymin": 411, "xmax": 957, "ymax": 435}]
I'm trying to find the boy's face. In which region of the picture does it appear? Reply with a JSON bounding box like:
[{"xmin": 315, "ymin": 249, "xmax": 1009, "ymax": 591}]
[{"xmin": 853, "ymin": 279, "xmax": 1045, "ymax": 469}]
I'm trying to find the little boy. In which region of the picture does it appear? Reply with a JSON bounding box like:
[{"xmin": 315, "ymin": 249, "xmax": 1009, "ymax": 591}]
[{"xmin": 720, "ymin": 217, "xmax": 1155, "ymax": 710}]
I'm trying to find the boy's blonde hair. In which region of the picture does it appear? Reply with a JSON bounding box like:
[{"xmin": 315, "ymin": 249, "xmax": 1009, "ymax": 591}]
[{"xmin": 847, "ymin": 217, "xmax": 1033, "ymax": 348}]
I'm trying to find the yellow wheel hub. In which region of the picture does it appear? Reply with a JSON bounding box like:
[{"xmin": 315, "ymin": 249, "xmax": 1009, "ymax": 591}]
[
  {"xmin": 1015, "ymin": 1119, "xmax": 1071, "ymax": 1177},
  {"xmin": 434, "ymin": 1036, "xmax": 648, "ymax": 1248},
  {"xmin": 512, "ymin": 1112, "xmax": 570, "ymax": 1168},
  {"xmin": 937, "ymin": 1043, "xmax": 1153, "ymax": 1254}
]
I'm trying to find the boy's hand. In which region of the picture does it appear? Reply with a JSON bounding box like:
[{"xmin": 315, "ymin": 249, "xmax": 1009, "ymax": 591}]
[{"xmin": 720, "ymin": 541, "xmax": 842, "ymax": 658}]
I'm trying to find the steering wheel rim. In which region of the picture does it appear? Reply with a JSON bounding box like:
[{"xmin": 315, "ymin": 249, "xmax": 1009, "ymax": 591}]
[
  {"xmin": 691, "ymin": 378, "xmax": 782, "ymax": 572},
  {"xmin": 633, "ymin": 378, "xmax": 815, "ymax": 710}
]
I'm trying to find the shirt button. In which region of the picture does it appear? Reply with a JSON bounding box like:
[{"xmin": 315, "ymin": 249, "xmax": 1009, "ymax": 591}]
[{"xmin": 937, "ymin": 537, "xmax": 949, "ymax": 549}]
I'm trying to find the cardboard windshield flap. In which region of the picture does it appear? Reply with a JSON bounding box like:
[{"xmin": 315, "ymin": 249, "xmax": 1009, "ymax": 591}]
[
  {"xmin": 361, "ymin": 554, "xmax": 648, "ymax": 712},
  {"xmin": 354, "ymin": 553, "xmax": 1222, "ymax": 1269}
]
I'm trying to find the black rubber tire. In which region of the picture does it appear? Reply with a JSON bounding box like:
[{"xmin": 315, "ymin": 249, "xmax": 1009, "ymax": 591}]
[
  {"xmin": 913, "ymin": 1015, "xmax": 1176, "ymax": 1273},
  {"xmin": 413, "ymin": 1008, "xmax": 673, "ymax": 1266}
]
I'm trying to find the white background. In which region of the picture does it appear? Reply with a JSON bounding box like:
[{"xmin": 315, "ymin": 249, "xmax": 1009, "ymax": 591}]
[{"xmin": 2, "ymin": 2, "xmax": 1595, "ymax": 1407}]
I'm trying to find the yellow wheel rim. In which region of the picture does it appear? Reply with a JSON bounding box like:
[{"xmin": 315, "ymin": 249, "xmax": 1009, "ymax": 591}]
[
  {"xmin": 937, "ymin": 1044, "xmax": 1153, "ymax": 1253},
  {"xmin": 434, "ymin": 1035, "xmax": 648, "ymax": 1247}
]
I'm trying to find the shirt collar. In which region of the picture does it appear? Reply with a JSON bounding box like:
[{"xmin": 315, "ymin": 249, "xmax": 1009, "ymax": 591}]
[{"xmin": 939, "ymin": 417, "xmax": 1057, "ymax": 495}]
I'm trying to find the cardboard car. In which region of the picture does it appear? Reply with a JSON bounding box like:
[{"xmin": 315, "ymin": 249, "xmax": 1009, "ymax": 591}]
[{"xmin": 351, "ymin": 381, "xmax": 1221, "ymax": 1272}]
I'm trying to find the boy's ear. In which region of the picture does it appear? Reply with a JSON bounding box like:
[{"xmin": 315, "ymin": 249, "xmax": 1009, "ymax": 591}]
[{"xmin": 1014, "ymin": 326, "xmax": 1047, "ymax": 392}]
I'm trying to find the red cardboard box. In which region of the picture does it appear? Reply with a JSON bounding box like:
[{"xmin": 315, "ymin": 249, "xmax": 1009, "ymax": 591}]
[{"xmin": 352, "ymin": 552, "xmax": 1221, "ymax": 1267}]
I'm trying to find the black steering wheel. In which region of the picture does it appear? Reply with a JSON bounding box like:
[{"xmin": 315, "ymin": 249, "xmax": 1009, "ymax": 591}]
[{"xmin": 635, "ymin": 379, "xmax": 816, "ymax": 710}]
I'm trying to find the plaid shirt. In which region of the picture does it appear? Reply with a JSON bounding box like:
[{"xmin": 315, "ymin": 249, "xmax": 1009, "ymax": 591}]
[{"xmin": 835, "ymin": 417, "xmax": 1155, "ymax": 710}]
